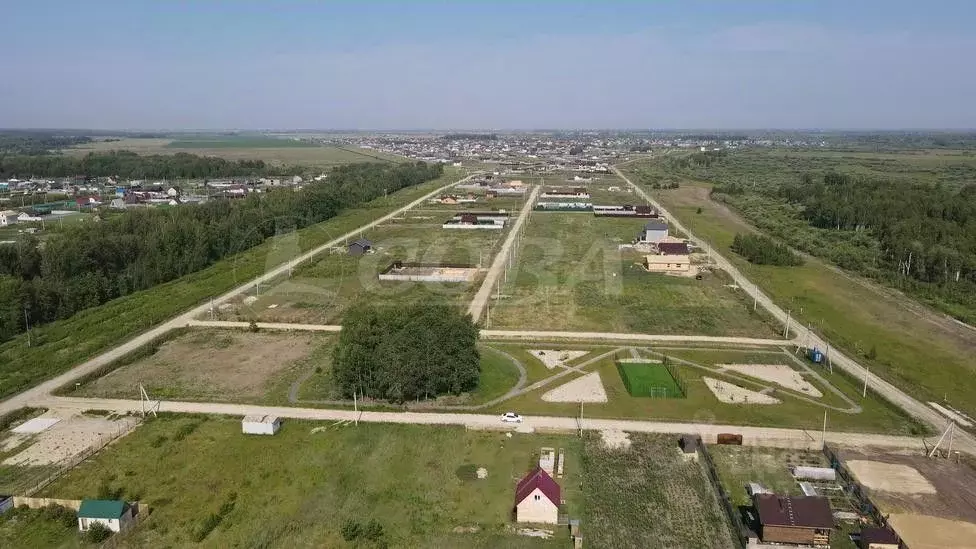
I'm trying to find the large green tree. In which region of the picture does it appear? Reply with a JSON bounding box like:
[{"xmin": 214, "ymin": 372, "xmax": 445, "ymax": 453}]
[{"xmin": 333, "ymin": 302, "xmax": 480, "ymax": 402}]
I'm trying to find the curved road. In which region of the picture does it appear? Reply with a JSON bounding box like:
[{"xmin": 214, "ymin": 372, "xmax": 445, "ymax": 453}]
[{"xmin": 613, "ymin": 165, "xmax": 973, "ymax": 454}]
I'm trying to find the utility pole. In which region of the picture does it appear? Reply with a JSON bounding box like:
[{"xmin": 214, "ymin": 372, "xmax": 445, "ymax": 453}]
[
  {"xmin": 821, "ymin": 410, "xmax": 827, "ymax": 449},
  {"xmin": 354, "ymin": 390, "xmax": 359, "ymax": 426},
  {"xmin": 783, "ymin": 309, "xmax": 792, "ymax": 339},
  {"xmin": 862, "ymin": 364, "xmax": 869, "ymax": 398},
  {"xmin": 24, "ymin": 308, "xmax": 31, "ymax": 348}
]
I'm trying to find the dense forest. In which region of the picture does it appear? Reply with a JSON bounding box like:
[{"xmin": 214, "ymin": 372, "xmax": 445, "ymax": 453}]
[
  {"xmin": 0, "ymin": 151, "xmax": 302, "ymax": 179},
  {"xmin": 731, "ymin": 233, "xmax": 802, "ymax": 266},
  {"xmin": 781, "ymin": 172, "xmax": 976, "ymax": 288},
  {"xmin": 332, "ymin": 302, "xmax": 480, "ymax": 402},
  {"xmin": 0, "ymin": 161, "xmax": 443, "ymax": 341},
  {"xmin": 0, "ymin": 133, "xmax": 93, "ymax": 155}
]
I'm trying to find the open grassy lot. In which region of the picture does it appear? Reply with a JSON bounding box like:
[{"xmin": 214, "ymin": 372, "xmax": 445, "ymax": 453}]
[
  {"xmin": 0, "ymin": 504, "xmax": 89, "ymax": 549},
  {"xmin": 489, "ymin": 211, "xmax": 779, "ymax": 336},
  {"xmin": 67, "ymin": 137, "xmax": 401, "ymax": 167},
  {"xmin": 630, "ymin": 174, "xmax": 976, "ymax": 421},
  {"xmin": 217, "ymin": 220, "xmax": 506, "ymax": 324},
  {"xmin": 0, "ymin": 170, "xmax": 462, "ymax": 402},
  {"xmin": 39, "ymin": 416, "xmax": 582, "ymax": 548},
  {"xmin": 492, "ymin": 347, "xmax": 920, "ymax": 434},
  {"xmin": 70, "ymin": 329, "xmax": 329, "ymax": 403},
  {"xmin": 582, "ymin": 432, "xmax": 734, "ymax": 548}
]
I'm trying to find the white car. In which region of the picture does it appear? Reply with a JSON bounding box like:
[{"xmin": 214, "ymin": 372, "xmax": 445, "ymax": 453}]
[{"xmin": 501, "ymin": 412, "xmax": 523, "ymax": 423}]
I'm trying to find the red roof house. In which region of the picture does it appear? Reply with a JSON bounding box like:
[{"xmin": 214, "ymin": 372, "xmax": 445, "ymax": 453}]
[{"xmin": 514, "ymin": 466, "xmax": 561, "ymax": 524}]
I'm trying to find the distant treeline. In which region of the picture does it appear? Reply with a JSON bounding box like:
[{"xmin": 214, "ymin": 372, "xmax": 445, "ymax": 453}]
[
  {"xmin": 0, "ymin": 134, "xmax": 93, "ymax": 155},
  {"xmin": 0, "ymin": 161, "xmax": 444, "ymax": 341},
  {"xmin": 731, "ymin": 233, "xmax": 802, "ymax": 266},
  {"xmin": 443, "ymin": 133, "xmax": 497, "ymax": 141},
  {"xmin": 782, "ymin": 172, "xmax": 976, "ymax": 289},
  {"xmin": 332, "ymin": 302, "xmax": 480, "ymax": 402},
  {"xmin": 0, "ymin": 151, "xmax": 303, "ymax": 179}
]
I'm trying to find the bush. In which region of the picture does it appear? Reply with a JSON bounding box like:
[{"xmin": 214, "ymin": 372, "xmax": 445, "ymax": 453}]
[
  {"xmin": 731, "ymin": 233, "xmax": 802, "ymax": 266},
  {"xmin": 85, "ymin": 522, "xmax": 113, "ymax": 543},
  {"xmin": 340, "ymin": 519, "xmax": 362, "ymax": 541},
  {"xmin": 362, "ymin": 519, "xmax": 384, "ymax": 542}
]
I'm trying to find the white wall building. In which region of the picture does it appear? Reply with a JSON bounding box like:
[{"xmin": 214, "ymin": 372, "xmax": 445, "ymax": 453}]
[{"xmin": 242, "ymin": 414, "xmax": 281, "ymax": 435}]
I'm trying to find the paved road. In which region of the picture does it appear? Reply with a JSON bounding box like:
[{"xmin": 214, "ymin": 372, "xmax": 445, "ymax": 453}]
[
  {"xmin": 467, "ymin": 184, "xmax": 541, "ymax": 322},
  {"xmin": 39, "ymin": 395, "xmax": 935, "ymax": 452},
  {"xmin": 0, "ymin": 174, "xmax": 471, "ymax": 416},
  {"xmin": 613, "ymin": 165, "xmax": 971, "ymax": 452}
]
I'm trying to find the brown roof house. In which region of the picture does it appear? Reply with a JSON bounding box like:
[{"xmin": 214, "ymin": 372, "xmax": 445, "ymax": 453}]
[
  {"xmin": 753, "ymin": 494, "xmax": 833, "ymax": 547},
  {"xmin": 859, "ymin": 526, "xmax": 900, "ymax": 549},
  {"xmin": 515, "ymin": 466, "xmax": 561, "ymax": 524}
]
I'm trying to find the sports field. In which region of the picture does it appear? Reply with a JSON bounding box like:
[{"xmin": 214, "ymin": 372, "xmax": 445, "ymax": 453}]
[{"xmin": 616, "ymin": 362, "xmax": 685, "ymax": 398}]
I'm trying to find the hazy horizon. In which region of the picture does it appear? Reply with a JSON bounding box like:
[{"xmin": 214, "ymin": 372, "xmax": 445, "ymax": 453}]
[{"xmin": 3, "ymin": 1, "xmax": 975, "ymax": 130}]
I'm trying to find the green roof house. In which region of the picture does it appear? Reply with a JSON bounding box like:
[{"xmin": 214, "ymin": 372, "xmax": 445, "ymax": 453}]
[{"xmin": 77, "ymin": 499, "xmax": 133, "ymax": 533}]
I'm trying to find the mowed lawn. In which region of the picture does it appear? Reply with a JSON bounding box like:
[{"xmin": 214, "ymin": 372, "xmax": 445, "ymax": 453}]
[
  {"xmin": 616, "ymin": 362, "xmax": 683, "ymax": 397},
  {"xmin": 490, "ymin": 212, "xmax": 779, "ymax": 336},
  {"xmin": 40, "ymin": 417, "xmax": 581, "ymax": 549}
]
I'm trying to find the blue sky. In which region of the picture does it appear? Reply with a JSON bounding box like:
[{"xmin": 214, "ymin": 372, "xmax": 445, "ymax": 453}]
[{"xmin": 2, "ymin": 1, "xmax": 974, "ymax": 130}]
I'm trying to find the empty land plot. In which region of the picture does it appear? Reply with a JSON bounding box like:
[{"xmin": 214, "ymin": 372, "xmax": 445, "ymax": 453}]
[
  {"xmin": 582, "ymin": 432, "xmax": 735, "ymax": 549},
  {"xmin": 490, "ymin": 212, "xmax": 778, "ymax": 336},
  {"xmin": 39, "ymin": 416, "xmax": 581, "ymax": 548},
  {"xmin": 73, "ymin": 330, "xmax": 326, "ymax": 402},
  {"xmin": 218, "ymin": 224, "xmax": 505, "ymax": 324}
]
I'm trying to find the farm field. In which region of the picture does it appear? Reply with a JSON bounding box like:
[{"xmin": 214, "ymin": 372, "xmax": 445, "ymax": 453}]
[
  {"xmin": 491, "ymin": 346, "xmax": 921, "ymax": 434},
  {"xmin": 488, "ymin": 211, "xmax": 780, "ymax": 336},
  {"xmin": 626, "ymin": 166, "xmax": 976, "ymax": 422},
  {"xmin": 37, "ymin": 416, "xmax": 582, "ymax": 548},
  {"xmin": 214, "ymin": 220, "xmax": 507, "ymax": 324},
  {"xmin": 0, "ymin": 170, "xmax": 463, "ymax": 402},
  {"xmin": 67, "ymin": 137, "xmax": 402, "ymax": 167},
  {"xmin": 708, "ymin": 445, "xmax": 857, "ymax": 549},
  {"xmin": 582, "ymin": 432, "xmax": 735, "ymax": 549}
]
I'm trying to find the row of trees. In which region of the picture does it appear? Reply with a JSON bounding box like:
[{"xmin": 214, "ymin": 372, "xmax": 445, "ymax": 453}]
[
  {"xmin": 0, "ymin": 161, "xmax": 443, "ymax": 341},
  {"xmin": 781, "ymin": 172, "xmax": 976, "ymax": 286},
  {"xmin": 0, "ymin": 151, "xmax": 301, "ymax": 179},
  {"xmin": 0, "ymin": 133, "xmax": 93, "ymax": 155},
  {"xmin": 730, "ymin": 233, "xmax": 803, "ymax": 266},
  {"xmin": 332, "ymin": 302, "xmax": 480, "ymax": 402}
]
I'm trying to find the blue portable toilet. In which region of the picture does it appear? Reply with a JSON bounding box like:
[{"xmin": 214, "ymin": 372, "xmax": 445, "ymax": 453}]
[{"xmin": 808, "ymin": 347, "xmax": 824, "ymax": 364}]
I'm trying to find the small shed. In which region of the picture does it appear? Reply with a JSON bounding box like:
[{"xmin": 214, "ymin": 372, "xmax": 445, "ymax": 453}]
[
  {"xmin": 0, "ymin": 495, "xmax": 12, "ymax": 515},
  {"xmin": 859, "ymin": 526, "xmax": 900, "ymax": 549},
  {"xmin": 640, "ymin": 219, "xmax": 669, "ymax": 242},
  {"xmin": 77, "ymin": 499, "xmax": 133, "ymax": 533},
  {"xmin": 569, "ymin": 519, "xmax": 583, "ymax": 549},
  {"xmin": 515, "ymin": 466, "xmax": 560, "ymax": 524},
  {"xmin": 242, "ymin": 415, "xmax": 281, "ymax": 435},
  {"xmin": 678, "ymin": 434, "xmax": 700, "ymax": 461},
  {"xmin": 348, "ymin": 238, "xmax": 372, "ymax": 256}
]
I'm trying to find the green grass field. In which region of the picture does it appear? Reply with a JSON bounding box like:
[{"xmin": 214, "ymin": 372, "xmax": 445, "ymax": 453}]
[
  {"xmin": 164, "ymin": 136, "xmax": 318, "ymax": 148},
  {"xmin": 0, "ymin": 171, "xmax": 462, "ymax": 402},
  {"xmin": 583, "ymin": 432, "xmax": 735, "ymax": 548},
  {"xmin": 220, "ymin": 219, "xmax": 507, "ymax": 325},
  {"xmin": 625, "ymin": 170, "xmax": 976, "ymax": 421},
  {"xmin": 616, "ymin": 362, "xmax": 684, "ymax": 398},
  {"xmin": 489, "ymin": 211, "xmax": 779, "ymax": 336},
  {"xmin": 492, "ymin": 347, "xmax": 922, "ymax": 434},
  {"xmin": 36, "ymin": 416, "xmax": 581, "ymax": 548}
]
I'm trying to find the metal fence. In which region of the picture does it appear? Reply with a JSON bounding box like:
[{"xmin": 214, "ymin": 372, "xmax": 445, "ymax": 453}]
[
  {"xmin": 698, "ymin": 442, "xmax": 748, "ymax": 549},
  {"xmin": 821, "ymin": 444, "xmax": 887, "ymax": 526}
]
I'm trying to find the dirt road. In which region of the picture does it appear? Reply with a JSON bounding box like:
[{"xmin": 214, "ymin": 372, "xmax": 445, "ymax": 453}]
[
  {"xmin": 0, "ymin": 174, "xmax": 471, "ymax": 417},
  {"xmin": 467, "ymin": 184, "xmax": 541, "ymax": 322},
  {"xmin": 613, "ymin": 166, "xmax": 970, "ymax": 449},
  {"xmin": 39, "ymin": 395, "xmax": 937, "ymax": 452}
]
